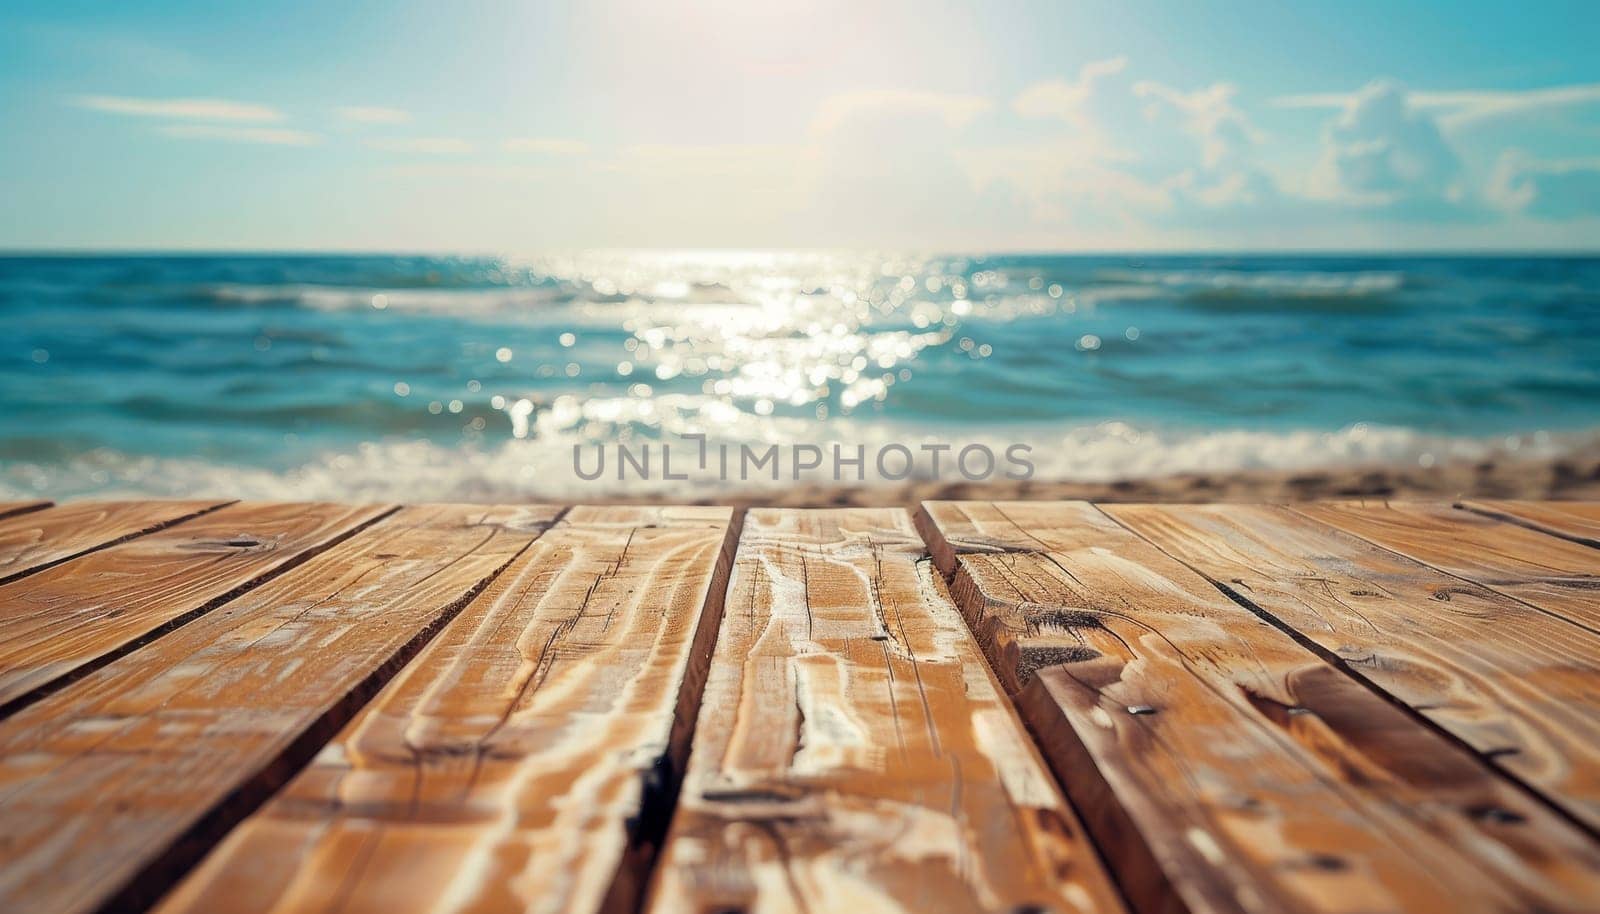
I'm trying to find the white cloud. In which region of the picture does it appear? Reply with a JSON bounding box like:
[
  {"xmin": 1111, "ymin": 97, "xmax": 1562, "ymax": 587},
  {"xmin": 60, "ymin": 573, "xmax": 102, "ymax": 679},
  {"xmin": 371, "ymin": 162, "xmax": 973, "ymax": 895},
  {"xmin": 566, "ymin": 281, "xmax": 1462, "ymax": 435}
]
[
  {"xmin": 73, "ymin": 95, "xmax": 283, "ymax": 122},
  {"xmin": 503, "ymin": 137, "xmax": 590, "ymax": 156},
  {"xmin": 369, "ymin": 137, "xmax": 474, "ymax": 154},
  {"xmin": 982, "ymin": 59, "xmax": 1150, "ymax": 220},
  {"xmin": 330, "ymin": 60, "xmax": 1597, "ymax": 247},
  {"xmin": 1488, "ymin": 152, "xmax": 1600, "ymax": 219},
  {"xmin": 337, "ymin": 106, "xmax": 411, "ymax": 125},
  {"xmin": 1135, "ymin": 81, "xmax": 1260, "ymax": 168},
  {"xmin": 1124, "ymin": 80, "xmax": 1277, "ymax": 209},
  {"xmin": 1308, "ymin": 80, "xmax": 1462, "ymax": 205},
  {"xmin": 1012, "ymin": 57, "xmax": 1127, "ymax": 124},
  {"xmin": 968, "ymin": 65, "xmax": 1285, "ymax": 223},
  {"xmin": 1274, "ymin": 82, "xmax": 1600, "ymax": 131},
  {"xmin": 159, "ymin": 125, "xmax": 319, "ymax": 146},
  {"xmin": 1421, "ymin": 85, "xmax": 1600, "ymax": 129},
  {"xmin": 958, "ymin": 141, "xmax": 1167, "ymax": 222},
  {"xmin": 810, "ymin": 89, "xmax": 990, "ymax": 135}
]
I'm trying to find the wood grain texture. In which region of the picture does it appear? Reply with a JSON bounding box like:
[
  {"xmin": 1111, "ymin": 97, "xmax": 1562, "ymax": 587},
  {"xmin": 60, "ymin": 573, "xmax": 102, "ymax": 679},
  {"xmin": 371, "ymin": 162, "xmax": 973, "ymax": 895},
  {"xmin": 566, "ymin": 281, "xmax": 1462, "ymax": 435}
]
[
  {"xmin": 1295, "ymin": 500, "xmax": 1600, "ymax": 631},
  {"xmin": 0, "ymin": 499, "xmax": 226, "ymax": 584},
  {"xmin": 155, "ymin": 505, "xmax": 735, "ymax": 914},
  {"xmin": 1460, "ymin": 500, "xmax": 1600, "ymax": 548},
  {"xmin": 646, "ymin": 508, "xmax": 1128, "ymax": 914},
  {"xmin": 0, "ymin": 500, "xmax": 51, "ymax": 521},
  {"xmin": 917, "ymin": 500, "xmax": 1600, "ymax": 914},
  {"xmin": 1107, "ymin": 502, "xmax": 1600, "ymax": 834},
  {"xmin": 0, "ymin": 503, "xmax": 559, "ymax": 914},
  {"xmin": 0, "ymin": 501, "xmax": 392, "ymax": 715}
]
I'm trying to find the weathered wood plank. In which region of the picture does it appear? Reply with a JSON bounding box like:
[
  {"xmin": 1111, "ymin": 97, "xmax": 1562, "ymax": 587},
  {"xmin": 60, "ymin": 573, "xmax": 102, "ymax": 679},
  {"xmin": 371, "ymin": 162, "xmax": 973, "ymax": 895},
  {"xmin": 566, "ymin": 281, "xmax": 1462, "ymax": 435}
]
[
  {"xmin": 156, "ymin": 505, "xmax": 736, "ymax": 914},
  {"xmin": 0, "ymin": 499, "xmax": 227, "ymax": 584},
  {"xmin": 646, "ymin": 508, "xmax": 1128, "ymax": 914},
  {"xmin": 1295, "ymin": 500, "xmax": 1600, "ymax": 631},
  {"xmin": 1107, "ymin": 502, "xmax": 1600, "ymax": 833},
  {"xmin": 0, "ymin": 500, "xmax": 51, "ymax": 522},
  {"xmin": 1459, "ymin": 500, "xmax": 1600, "ymax": 548},
  {"xmin": 917, "ymin": 500, "xmax": 1600, "ymax": 914},
  {"xmin": 0, "ymin": 501, "xmax": 392, "ymax": 715},
  {"xmin": 0, "ymin": 503, "xmax": 559, "ymax": 914}
]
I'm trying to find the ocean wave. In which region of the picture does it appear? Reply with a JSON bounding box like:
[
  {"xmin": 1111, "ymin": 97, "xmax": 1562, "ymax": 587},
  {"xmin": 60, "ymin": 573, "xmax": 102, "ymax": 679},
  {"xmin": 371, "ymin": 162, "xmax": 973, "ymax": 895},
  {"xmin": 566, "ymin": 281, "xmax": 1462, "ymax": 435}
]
[
  {"xmin": 7, "ymin": 252, "xmax": 1599, "ymax": 502},
  {"xmin": 4, "ymin": 422, "xmax": 1591, "ymax": 502},
  {"xmin": 187, "ymin": 283, "xmax": 577, "ymax": 313},
  {"xmin": 172, "ymin": 269, "xmax": 1408, "ymax": 323},
  {"xmin": 1097, "ymin": 267, "xmax": 1406, "ymax": 295},
  {"xmin": 1091, "ymin": 268, "xmax": 1407, "ymax": 311},
  {"xmin": 174, "ymin": 281, "xmax": 767, "ymax": 323}
]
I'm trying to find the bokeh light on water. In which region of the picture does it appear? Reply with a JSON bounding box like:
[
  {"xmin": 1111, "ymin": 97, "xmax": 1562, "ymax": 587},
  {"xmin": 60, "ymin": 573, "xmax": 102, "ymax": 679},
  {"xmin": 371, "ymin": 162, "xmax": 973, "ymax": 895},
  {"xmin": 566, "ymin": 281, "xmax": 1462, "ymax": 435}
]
[{"xmin": 2, "ymin": 251, "xmax": 1598, "ymax": 499}]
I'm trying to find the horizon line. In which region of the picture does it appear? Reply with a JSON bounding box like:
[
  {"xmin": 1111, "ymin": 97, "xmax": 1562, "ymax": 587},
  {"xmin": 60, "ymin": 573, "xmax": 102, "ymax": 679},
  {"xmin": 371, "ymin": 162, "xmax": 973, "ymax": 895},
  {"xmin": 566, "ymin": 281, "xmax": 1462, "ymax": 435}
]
[{"xmin": 2, "ymin": 246, "xmax": 1600, "ymax": 259}]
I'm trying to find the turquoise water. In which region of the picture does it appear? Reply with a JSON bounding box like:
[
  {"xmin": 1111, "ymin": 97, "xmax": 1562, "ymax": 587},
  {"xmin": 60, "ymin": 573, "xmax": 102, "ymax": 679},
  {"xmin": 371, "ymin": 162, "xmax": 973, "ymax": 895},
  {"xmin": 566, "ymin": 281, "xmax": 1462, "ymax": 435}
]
[{"xmin": 2, "ymin": 252, "xmax": 1597, "ymax": 499}]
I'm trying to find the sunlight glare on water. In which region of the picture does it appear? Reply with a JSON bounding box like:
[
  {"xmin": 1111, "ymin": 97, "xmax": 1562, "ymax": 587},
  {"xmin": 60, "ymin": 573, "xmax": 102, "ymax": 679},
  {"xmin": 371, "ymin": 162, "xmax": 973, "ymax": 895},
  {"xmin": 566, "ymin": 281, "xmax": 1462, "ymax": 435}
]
[{"xmin": 2, "ymin": 251, "xmax": 1598, "ymax": 499}]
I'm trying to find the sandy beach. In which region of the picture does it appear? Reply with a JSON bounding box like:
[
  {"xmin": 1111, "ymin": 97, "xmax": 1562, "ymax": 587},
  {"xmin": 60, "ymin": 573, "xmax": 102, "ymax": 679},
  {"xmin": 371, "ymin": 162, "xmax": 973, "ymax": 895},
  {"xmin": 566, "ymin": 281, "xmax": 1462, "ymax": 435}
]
[{"xmin": 632, "ymin": 451, "xmax": 1600, "ymax": 508}]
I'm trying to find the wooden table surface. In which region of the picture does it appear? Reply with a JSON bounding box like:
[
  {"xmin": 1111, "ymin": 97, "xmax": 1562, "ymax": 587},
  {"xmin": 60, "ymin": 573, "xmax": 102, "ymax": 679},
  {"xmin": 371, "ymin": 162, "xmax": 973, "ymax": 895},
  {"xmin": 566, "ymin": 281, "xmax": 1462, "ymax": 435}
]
[{"xmin": 0, "ymin": 498, "xmax": 1596, "ymax": 914}]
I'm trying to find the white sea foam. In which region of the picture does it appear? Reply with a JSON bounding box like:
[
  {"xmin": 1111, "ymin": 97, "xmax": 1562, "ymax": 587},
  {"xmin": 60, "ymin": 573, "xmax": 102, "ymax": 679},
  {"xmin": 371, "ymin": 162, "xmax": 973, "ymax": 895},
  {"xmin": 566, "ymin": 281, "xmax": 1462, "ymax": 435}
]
[
  {"xmin": 3, "ymin": 422, "xmax": 1590, "ymax": 503},
  {"xmin": 1095, "ymin": 268, "xmax": 1406, "ymax": 298},
  {"xmin": 11, "ymin": 253, "xmax": 1595, "ymax": 505},
  {"xmin": 204, "ymin": 283, "xmax": 576, "ymax": 316}
]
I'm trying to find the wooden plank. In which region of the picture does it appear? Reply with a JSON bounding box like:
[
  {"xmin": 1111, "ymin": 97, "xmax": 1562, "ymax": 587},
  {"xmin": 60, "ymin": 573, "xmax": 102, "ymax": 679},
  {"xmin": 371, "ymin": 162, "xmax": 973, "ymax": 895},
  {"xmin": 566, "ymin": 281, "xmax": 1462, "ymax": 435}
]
[
  {"xmin": 0, "ymin": 501, "xmax": 393, "ymax": 715},
  {"xmin": 917, "ymin": 500, "xmax": 1600, "ymax": 914},
  {"xmin": 1459, "ymin": 500, "xmax": 1600, "ymax": 548},
  {"xmin": 0, "ymin": 500, "xmax": 51, "ymax": 521},
  {"xmin": 646, "ymin": 508, "xmax": 1129, "ymax": 914},
  {"xmin": 1107, "ymin": 502, "xmax": 1600, "ymax": 833},
  {"xmin": 0, "ymin": 503, "xmax": 560, "ymax": 914},
  {"xmin": 0, "ymin": 499, "xmax": 227, "ymax": 584},
  {"xmin": 155, "ymin": 505, "xmax": 736, "ymax": 914},
  {"xmin": 1295, "ymin": 500, "xmax": 1600, "ymax": 631}
]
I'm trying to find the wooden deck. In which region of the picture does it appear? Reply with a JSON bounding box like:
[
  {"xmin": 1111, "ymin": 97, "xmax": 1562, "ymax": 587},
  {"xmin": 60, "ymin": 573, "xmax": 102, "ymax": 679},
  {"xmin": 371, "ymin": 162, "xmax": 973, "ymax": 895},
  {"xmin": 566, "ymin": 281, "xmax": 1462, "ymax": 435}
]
[{"xmin": 0, "ymin": 499, "xmax": 1596, "ymax": 914}]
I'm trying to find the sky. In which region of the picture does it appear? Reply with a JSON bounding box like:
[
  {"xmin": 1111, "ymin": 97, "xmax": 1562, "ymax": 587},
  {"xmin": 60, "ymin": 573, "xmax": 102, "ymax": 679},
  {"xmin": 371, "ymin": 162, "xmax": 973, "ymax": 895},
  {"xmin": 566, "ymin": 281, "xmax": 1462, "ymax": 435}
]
[{"xmin": 2, "ymin": 0, "xmax": 1598, "ymax": 252}]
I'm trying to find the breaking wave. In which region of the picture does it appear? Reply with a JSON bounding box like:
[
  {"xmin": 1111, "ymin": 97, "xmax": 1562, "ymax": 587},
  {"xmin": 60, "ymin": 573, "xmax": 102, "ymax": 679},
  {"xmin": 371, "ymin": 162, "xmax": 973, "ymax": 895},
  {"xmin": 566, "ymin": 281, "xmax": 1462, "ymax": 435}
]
[{"xmin": 3, "ymin": 421, "xmax": 1592, "ymax": 502}]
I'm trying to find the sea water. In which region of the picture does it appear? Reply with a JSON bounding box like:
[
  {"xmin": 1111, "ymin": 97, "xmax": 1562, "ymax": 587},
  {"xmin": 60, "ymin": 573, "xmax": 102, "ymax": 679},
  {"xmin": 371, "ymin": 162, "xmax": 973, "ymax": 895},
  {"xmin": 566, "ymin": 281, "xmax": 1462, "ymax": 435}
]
[{"xmin": 2, "ymin": 251, "xmax": 1596, "ymax": 499}]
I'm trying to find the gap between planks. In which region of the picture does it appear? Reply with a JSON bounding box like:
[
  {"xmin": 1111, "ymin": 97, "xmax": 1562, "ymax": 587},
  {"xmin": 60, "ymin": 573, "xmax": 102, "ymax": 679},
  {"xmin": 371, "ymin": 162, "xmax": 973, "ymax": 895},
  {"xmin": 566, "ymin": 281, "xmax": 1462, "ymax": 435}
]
[
  {"xmin": 0, "ymin": 500, "xmax": 53, "ymax": 522},
  {"xmin": 152, "ymin": 504, "xmax": 740, "ymax": 914},
  {"xmin": 0, "ymin": 503, "xmax": 403, "ymax": 720},
  {"xmin": 1456, "ymin": 499, "xmax": 1600, "ymax": 549},
  {"xmin": 915, "ymin": 500, "xmax": 1600, "ymax": 914},
  {"xmin": 0, "ymin": 500, "xmax": 236, "ymax": 587},
  {"xmin": 1292, "ymin": 500, "xmax": 1600, "ymax": 636},
  {"xmin": 6, "ymin": 500, "xmax": 1597, "ymax": 914},
  {"xmin": 643, "ymin": 507, "xmax": 1130, "ymax": 914},
  {"xmin": 1101, "ymin": 502, "xmax": 1600, "ymax": 841},
  {"xmin": 0, "ymin": 504, "xmax": 565, "ymax": 914}
]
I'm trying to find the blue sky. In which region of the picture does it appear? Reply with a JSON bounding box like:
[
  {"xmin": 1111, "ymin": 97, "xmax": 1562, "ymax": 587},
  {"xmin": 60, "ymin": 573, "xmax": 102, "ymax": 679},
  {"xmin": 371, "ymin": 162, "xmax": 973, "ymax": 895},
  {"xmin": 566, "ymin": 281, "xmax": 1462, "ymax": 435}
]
[{"xmin": 2, "ymin": 0, "xmax": 1598, "ymax": 251}]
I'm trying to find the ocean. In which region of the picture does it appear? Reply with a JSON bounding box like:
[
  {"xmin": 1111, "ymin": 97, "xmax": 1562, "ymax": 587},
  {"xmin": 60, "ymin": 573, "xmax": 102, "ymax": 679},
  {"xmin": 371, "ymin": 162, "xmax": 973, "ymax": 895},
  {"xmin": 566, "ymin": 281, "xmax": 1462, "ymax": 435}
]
[{"xmin": 2, "ymin": 252, "xmax": 1597, "ymax": 500}]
